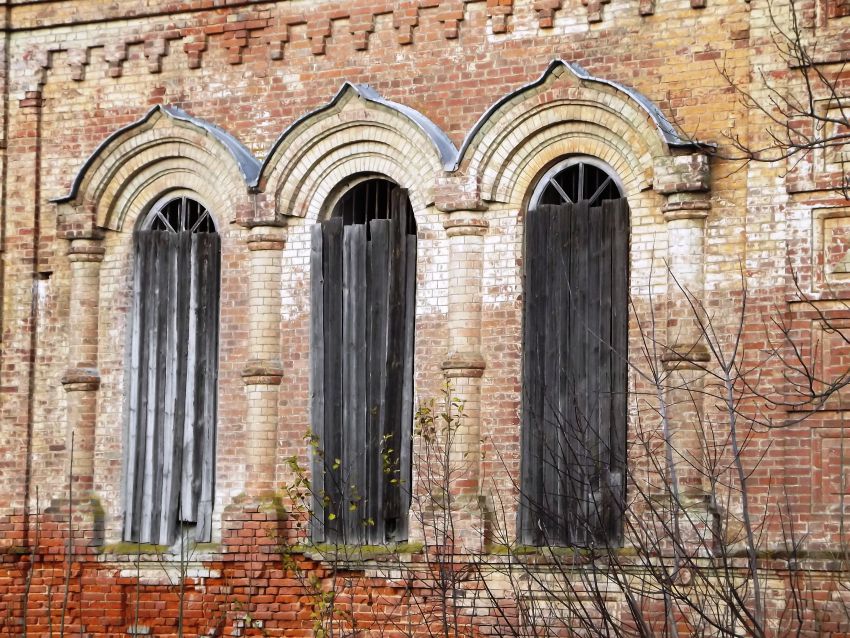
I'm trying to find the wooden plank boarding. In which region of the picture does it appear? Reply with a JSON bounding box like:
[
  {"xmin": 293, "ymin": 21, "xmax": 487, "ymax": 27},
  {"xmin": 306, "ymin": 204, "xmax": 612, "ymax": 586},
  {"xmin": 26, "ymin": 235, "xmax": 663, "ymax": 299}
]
[
  {"xmin": 125, "ymin": 225, "xmax": 220, "ymax": 545},
  {"xmin": 520, "ymin": 198, "xmax": 629, "ymax": 547},
  {"xmin": 322, "ymin": 217, "xmax": 345, "ymax": 538},
  {"xmin": 366, "ymin": 219, "xmax": 390, "ymax": 543},
  {"xmin": 310, "ymin": 224, "xmax": 326, "ymax": 542},
  {"xmin": 609, "ymin": 199, "xmax": 629, "ymax": 544},
  {"xmin": 310, "ymin": 187, "xmax": 416, "ymax": 544}
]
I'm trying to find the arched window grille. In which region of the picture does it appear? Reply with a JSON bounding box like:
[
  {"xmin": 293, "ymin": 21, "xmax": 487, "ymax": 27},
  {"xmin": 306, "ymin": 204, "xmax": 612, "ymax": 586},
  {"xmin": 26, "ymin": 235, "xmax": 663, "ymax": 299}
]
[
  {"xmin": 520, "ymin": 158, "xmax": 628, "ymax": 547},
  {"xmin": 311, "ymin": 177, "xmax": 415, "ymax": 544},
  {"xmin": 123, "ymin": 195, "xmax": 220, "ymax": 545}
]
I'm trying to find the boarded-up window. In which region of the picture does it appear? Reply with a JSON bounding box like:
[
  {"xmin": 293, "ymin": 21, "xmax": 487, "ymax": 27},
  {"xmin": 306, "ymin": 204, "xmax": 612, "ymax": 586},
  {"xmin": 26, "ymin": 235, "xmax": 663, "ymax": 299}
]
[
  {"xmin": 123, "ymin": 197, "xmax": 220, "ymax": 545},
  {"xmin": 520, "ymin": 159, "xmax": 628, "ymax": 547},
  {"xmin": 311, "ymin": 181, "xmax": 416, "ymax": 544}
]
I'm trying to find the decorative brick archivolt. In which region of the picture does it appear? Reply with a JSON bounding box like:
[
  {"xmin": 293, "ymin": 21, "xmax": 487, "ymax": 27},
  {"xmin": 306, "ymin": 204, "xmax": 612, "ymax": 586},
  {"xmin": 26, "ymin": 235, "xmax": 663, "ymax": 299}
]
[
  {"xmin": 456, "ymin": 59, "xmax": 704, "ymax": 208},
  {"xmin": 257, "ymin": 82, "xmax": 456, "ymax": 223},
  {"xmin": 53, "ymin": 104, "xmax": 259, "ymax": 234}
]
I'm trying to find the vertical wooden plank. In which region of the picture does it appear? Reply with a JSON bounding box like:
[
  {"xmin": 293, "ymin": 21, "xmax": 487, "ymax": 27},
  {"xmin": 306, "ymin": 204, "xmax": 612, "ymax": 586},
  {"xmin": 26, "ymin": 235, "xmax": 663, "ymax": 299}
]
[
  {"xmin": 596, "ymin": 203, "xmax": 614, "ymax": 543},
  {"xmin": 167, "ymin": 232, "xmax": 192, "ymax": 539},
  {"xmin": 151, "ymin": 231, "xmax": 173, "ymax": 544},
  {"xmin": 189, "ymin": 234, "xmax": 209, "ymax": 522},
  {"xmin": 573, "ymin": 200, "xmax": 591, "ymax": 546},
  {"xmin": 352, "ymin": 225, "xmax": 369, "ymax": 542},
  {"xmin": 181, "ymin": 236, "xmax": 199, "ymax": 523},
  {"xmin": 310, "ymin": 223, "xmax": 326, "ymax": 542},
  {"xmin": 158, "ymin": 231, "xmax": 180, "ymax": 544},
  {"xmin": 585, "ymin": 203, "xmax": 603, "ymax": 542},
  {"xmin": 323, "ymin": 218, "xmax": 345, "ymax": 540},
  {"xmin": 140, "ymin": 232, "xmax": 162, "ymax": 543},
  {"xmin": 609, "ymin": 199, "xmax": 630, "ymax": 544},
  {"xmin": 397, "ymin": 233, "xmax": 416, "ymax": 541},
  {"xmin": 381, "ymin": 189, "xmax": 409, "ymax": 534},
  {"xmin": 366, "ymin": 219, "xmax": 390, "ymax": 543},
  {"xmin": 342, "ymin": 225, "xmax": 355, "ymax": 542},
  {"xmin": 125, "ymin": 232, "xmax": 150, "ymax": 541},
  {"xmin": 554, "ymin": 204, "xmax": 572, "ymax": 547},
  {"xmin": 197, "ymin": 232, "xmax": 220, "ymax": 542},
  {"xmin": 541, "ymin": 205, "xmax": 562, "ymax": 543},
  {"xmin": 519, "ymin": 205, "xmax": 546, "ymax": 544}
]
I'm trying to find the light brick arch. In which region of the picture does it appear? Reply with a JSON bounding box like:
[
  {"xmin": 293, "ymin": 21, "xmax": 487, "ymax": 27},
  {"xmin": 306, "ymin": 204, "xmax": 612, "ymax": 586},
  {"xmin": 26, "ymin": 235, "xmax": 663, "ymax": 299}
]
[
  {"xmin": 456, "ymin": 59, "xmax": 703, "ymax": 207},
  {"xmin": 258, "ymin": 83, "xmax": 457, "ymax": 221},
  {"xmin": 53, "ymin": 105, "xmax": 259, "ymax": 233}
]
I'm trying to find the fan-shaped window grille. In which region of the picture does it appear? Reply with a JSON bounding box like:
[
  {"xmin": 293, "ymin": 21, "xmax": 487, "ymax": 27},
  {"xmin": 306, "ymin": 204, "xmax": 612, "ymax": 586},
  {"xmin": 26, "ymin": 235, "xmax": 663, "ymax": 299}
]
[
  {"xmin": 520, "ymin": 158, "xmax": 628, "ymax": 547},
  {"xmin": 123, "ymin": 196, "xmax": 220, "ymax": 545},
  {"xmin": 530, "ymin": 157, "xmax": 623, "ymax": 207}
]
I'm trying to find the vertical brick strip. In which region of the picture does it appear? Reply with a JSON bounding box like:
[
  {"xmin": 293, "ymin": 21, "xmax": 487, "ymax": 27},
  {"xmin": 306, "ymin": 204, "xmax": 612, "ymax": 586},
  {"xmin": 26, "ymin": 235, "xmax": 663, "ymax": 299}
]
[
  {"xmin": 61, "ymin": 237, "xmax": 105, "ymax": 497},
  {"xmin": 242, "ymin": 224, "xmax": 286, "ymax": 493},
  {"xmin": 655, "ymin": 153, "xmax": 712, "ymax": 498},
  {"xmin": 440, "ymin": 207, "xmax": 487, "ymax": 551}
]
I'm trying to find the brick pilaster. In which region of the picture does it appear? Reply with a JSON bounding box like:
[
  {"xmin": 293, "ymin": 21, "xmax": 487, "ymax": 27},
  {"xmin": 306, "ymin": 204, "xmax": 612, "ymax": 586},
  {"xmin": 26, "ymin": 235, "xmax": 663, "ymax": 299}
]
[
  {"xmin": 61, "ymin": 235, "xmax": 104, "ymax": 498},
  {"xmin": 241, "ymin": 224, "xmax": 286, "ymax": 493},
  {"xmin": 437, "ymin": 177, "xmax": 487, "ymax": 550},
  {"xmin": 655, "ymin": 153, "xmax": 711, "ymax": 499}
]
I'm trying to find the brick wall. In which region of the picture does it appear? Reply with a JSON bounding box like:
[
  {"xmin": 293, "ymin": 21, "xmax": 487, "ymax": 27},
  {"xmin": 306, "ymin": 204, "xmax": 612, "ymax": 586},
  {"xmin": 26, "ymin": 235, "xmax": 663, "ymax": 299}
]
[{"xmin": 1, "ymin": 0, "xmax": 850, "ymax": 635}]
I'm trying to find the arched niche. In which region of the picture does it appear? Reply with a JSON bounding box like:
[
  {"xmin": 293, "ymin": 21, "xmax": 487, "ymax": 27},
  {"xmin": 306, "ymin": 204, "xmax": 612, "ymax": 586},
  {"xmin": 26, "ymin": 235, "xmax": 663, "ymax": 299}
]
[
  {"xmin": 257, "ymin": 83, "xmax": 457, "ymax": 222},
  {"xmin": 53, "ymin": 105, "xmax": 259, "ymax": 235}
]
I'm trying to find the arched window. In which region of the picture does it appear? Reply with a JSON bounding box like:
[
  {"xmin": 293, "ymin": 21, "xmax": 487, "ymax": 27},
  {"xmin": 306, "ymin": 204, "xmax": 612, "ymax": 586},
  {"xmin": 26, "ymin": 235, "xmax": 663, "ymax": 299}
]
[
  {"xmin": 520, "ymin": 157, "xmax": 628, "ymax": 546},
  {"xmin": 123, "ymin": 195, "xmax": 220, "ymax": 545},
  {"xmin": 310, "ymin": 178, "xmax": 416, "ymax": 544}
]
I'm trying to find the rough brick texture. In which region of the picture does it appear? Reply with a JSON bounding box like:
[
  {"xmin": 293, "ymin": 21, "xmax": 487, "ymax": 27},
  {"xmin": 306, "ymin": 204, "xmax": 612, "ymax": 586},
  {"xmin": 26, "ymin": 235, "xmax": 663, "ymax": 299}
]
[{"xmin": 1, "ymin": 0, "xmax": 850, "ymax": 635}]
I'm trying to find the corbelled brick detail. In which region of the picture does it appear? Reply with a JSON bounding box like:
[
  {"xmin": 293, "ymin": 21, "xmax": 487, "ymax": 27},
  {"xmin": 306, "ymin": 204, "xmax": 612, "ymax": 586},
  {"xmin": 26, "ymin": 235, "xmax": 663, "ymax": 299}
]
[
  {"xmin": 2, "ymin": 0, "xmax": 849, "ymax": 635},
  {"xmin": 653, "ymin": 154, "xmax": 711, "ymax": 194}
]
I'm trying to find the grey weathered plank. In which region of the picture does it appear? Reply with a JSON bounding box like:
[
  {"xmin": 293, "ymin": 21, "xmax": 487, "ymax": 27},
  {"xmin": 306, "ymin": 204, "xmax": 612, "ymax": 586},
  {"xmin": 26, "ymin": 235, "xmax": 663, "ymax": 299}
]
[
  {"xmin": 196, "ymin": 232, "xmax": 220, "ymax": 542},
  {"xmin": 542, "ymin": 205, "xmax": 562, "ymax": 540},
  {"xmin": 381, "ymin": 189, "xmax": 409, "ymax": 531},
  {"xmin": 180, "ymin": 235, "xmax": 199, "ymax": 525},
  {"xmin": 310, "ymin": 223, "xmax": 326, "ymax": 542},
  {"xmin": 158, "ymin": 232, "xmax": 180, "ymax": 543},
  {"xmin": 352, "ymin": 224, "xmax": 368, "ymax": 542},
  {"xmin": 342, "ymin": 225, "xmax": 356, "ymax": 541},
  {"xmin": 554, "ymin": 204, "xmax": 571, "ymax": 545},
  {"xmin": 140, "ymin": 232, "xmax": 162, "ymax": 542},
  {"xmin": 322, "ymin": 218, "xmax": 345, "ymax": 538},
  {"xmin": 596, "ymin": 203, "xmax": 614, "ymax": 542},
  {"xmin": 366, "ymin": 218, "xmax": 390, "ymax": 543},
  {"xmin": 397, "ymin": 233, "xmax": 416, "ymax": 541},
  {"xmin": 609, "ymin": 199, "xmax": 629, "ymax": 544},
  {"xmin": 586, "ymin": 203, "xmax": 603, "ymax": 541},
  {"xmin": 519, "ymin": 205, "xmax": 547, "ymax": 544}
]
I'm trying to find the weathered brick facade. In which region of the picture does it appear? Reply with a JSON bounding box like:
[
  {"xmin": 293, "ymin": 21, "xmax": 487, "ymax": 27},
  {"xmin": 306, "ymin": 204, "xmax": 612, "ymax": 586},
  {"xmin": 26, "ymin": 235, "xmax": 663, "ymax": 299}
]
[{"xmin": 1, "ymin": 0, "xmax": 850, "ymax": 635}]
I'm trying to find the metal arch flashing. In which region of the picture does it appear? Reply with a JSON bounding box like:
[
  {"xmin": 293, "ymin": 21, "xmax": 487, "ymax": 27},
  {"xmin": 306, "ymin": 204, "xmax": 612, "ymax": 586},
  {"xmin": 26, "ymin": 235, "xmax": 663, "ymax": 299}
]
[
  {"xmin": 52, "ymin": 104, "xmax": 261, "ymax": 204},
  {"xmin": 454, "ymin": 59, "xmax": 712, "ymax": 170},
  {"xmin": 255, "ymin": 81, "xmax": 458, "ymax": 187}
]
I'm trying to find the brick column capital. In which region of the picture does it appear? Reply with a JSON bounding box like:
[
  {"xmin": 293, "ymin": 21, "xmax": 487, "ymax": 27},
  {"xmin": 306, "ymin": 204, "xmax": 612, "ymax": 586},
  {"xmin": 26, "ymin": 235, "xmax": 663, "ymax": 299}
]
[{"xmin": 246, "ymin": 224, "xmax": 287, "ymax": 251}]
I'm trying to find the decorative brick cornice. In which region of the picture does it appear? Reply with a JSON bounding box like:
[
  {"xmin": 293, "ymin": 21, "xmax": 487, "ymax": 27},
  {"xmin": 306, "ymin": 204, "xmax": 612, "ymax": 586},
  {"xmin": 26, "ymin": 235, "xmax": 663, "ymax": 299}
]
[
  {"xmin": 67, "ymin": 238, "xmax": 106, "ymax": 263},
  {"xmin": 443, "ymin": 217, "xmax": 489, "ymax": 237},
  {"xmin": 442, "ymin": 352, "xmax": 486, "ymax": 378},
  {"xmin": 61, "ymin": 368, "xmax": 101, "ymax": 392},
  {"xmin": 246, "ymin": 226, "xmax": 287, "ymax": 252},
  {"xmin": 242, "ymin": 360, "xmax": 284, "ymax": 386},
  {"xmin": 662, "ymin": 194, "xmax": 711, "ymax": 222},
  {"xmin": 661, "ymin": 343, "xmax": 711, "ymax": 370},
  {"xmin": 653, "ymin": 154, "xmax": 711, "ymax": 195}
]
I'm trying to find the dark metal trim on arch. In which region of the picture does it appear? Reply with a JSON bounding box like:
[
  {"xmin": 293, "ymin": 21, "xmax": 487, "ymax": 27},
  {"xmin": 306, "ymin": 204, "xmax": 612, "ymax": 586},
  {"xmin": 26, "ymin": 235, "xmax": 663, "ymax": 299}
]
[
  {"xmin": 256, "ymin": 82, "xmax": 459, "ymax": 187},
  {"xmin": 52, "ymin": 104, "xmax": 261, "ymax": 204},
  {"xmin": 454, "ymin": 59, "xmax": 713, "ymax": 170}
]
